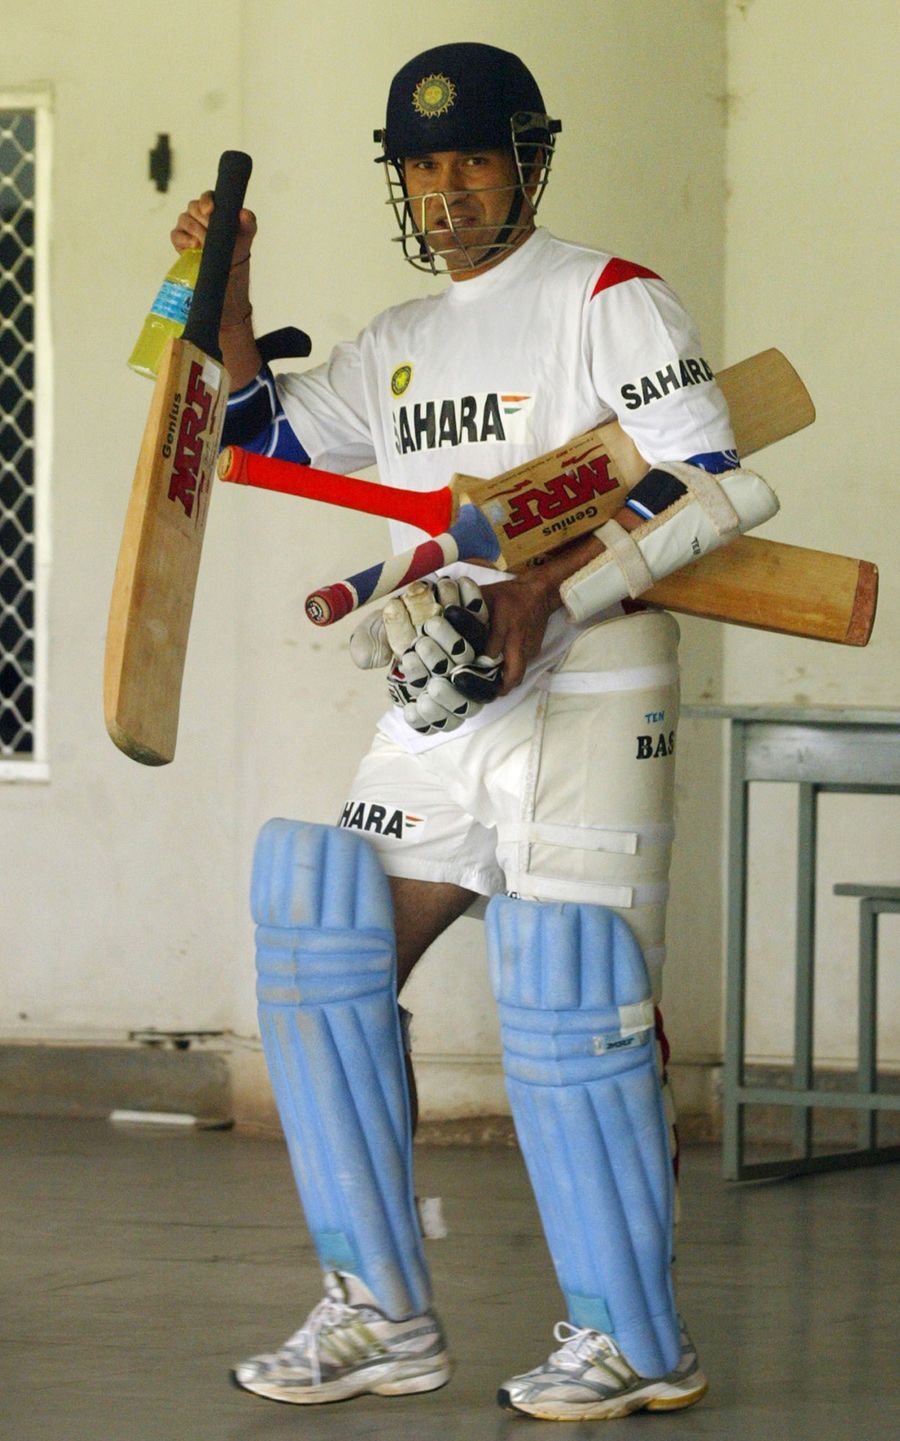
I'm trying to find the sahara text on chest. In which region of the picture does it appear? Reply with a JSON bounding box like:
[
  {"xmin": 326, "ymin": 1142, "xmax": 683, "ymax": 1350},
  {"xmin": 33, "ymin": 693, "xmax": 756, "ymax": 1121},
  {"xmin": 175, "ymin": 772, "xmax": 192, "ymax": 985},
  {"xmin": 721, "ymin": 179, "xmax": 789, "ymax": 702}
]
[{"xmin": 393, "ymin": 392, "xmax": 515, "ymax": 454}]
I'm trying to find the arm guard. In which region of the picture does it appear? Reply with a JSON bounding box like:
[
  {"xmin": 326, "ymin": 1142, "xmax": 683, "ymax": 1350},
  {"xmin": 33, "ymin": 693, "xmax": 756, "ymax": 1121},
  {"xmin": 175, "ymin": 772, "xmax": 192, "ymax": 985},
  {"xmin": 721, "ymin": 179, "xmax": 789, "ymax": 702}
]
[
  {"xmin": 221, "ymin": 326, "xmax": 313, "ymax": 458},
  {"xmin": 560, "ymin": 462, "xmax": 779, "ymax": 623}
]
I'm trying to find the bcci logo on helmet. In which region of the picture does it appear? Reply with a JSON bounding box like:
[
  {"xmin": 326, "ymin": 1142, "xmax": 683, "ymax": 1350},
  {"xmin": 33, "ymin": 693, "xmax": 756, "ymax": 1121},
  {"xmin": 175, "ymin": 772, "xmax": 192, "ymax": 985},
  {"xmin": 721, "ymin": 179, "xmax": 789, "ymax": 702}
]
[{"xmin": 412, "ymin": 74, "xmax": 457, "ymax": 118}]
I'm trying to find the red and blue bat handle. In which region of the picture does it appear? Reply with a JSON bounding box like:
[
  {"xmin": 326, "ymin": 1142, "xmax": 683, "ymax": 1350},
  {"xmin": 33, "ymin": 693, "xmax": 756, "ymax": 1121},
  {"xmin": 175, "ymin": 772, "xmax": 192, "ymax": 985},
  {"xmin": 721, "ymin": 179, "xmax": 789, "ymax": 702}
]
[{"xmin": 304, "ymin": 505, "xmax": 502, "ymax": 625}]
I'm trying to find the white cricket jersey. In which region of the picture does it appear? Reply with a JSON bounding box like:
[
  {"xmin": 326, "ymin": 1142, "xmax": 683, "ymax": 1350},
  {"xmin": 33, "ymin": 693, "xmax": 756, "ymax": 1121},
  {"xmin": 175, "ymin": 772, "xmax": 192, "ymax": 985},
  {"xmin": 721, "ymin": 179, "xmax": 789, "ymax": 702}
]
[{"xmin": 276, "ymin": 227, "xmax": 735, "ymax": 752}]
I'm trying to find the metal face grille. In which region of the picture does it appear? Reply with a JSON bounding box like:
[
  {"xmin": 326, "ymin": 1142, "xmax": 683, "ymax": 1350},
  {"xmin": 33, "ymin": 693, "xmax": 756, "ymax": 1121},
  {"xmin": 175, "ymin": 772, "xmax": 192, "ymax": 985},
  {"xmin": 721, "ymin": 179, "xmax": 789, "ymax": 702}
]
[{"xmin": 0, "ymin": 108, "xmax": 41, "ymax": 768}]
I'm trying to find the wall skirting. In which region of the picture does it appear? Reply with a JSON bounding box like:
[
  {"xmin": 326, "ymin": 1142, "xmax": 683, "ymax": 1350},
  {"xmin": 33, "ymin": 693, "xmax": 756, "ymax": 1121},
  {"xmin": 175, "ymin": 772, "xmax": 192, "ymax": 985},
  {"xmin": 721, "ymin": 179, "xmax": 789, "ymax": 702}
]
[
  {"xmin": 0, "ymin": 1041, "xmax": 232, "ymax": 1124},
  {"xmin": 2, "ymin": 1041, "xmax": 896, "ymax": 1146}
]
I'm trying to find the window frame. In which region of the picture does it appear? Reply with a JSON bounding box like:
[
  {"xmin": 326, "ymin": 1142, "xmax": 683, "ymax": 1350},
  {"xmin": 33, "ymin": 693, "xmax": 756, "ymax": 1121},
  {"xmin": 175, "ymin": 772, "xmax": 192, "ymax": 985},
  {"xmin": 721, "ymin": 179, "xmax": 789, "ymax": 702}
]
[{"xmin": 0, "ymin": 88, "xmax": 52, "ymax": 782}]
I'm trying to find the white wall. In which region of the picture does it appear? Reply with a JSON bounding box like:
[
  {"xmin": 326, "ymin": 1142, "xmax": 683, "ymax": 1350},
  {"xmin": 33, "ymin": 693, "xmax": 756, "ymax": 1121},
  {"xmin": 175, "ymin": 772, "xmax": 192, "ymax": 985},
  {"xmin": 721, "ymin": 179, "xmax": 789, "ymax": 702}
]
[
  {"xmin": 2, "ymin": 1, "xmax": 891, "ymax": 1123},
  {"xmin": 722, "ymin": 0, "xmax": 899, "ymax": 1064},
  {"xmin": 1, "ymin": 1, "xmax": 246, "ymax": 1040}
]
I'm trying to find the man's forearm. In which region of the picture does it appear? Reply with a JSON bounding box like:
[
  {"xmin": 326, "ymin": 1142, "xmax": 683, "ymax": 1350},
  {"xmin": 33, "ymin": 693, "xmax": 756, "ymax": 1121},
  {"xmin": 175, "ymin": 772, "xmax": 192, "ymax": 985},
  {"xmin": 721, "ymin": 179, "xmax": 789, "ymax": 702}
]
[
  {"xmin": 221, "ymin": 313, "xmax": 263, "ymax": 391},
  {"xmin": 524, "ymin": 504, "xmax": 642, "ymax": 610},
  {"xmin": 219, "ymin": 257, "xmax": 262, "ymax": 391}
]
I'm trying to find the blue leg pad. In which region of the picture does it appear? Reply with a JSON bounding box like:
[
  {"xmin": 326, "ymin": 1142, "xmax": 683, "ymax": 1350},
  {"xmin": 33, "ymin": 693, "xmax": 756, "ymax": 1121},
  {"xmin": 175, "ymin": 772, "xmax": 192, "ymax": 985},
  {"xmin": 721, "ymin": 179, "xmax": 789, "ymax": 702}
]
[
  {"xmin": 252, "ymin": 818, "xmax": 430, "ymax": 1319},
  {"xmin": 487, "ymin": 895, "xmax": 680, "ymax": 1378}
]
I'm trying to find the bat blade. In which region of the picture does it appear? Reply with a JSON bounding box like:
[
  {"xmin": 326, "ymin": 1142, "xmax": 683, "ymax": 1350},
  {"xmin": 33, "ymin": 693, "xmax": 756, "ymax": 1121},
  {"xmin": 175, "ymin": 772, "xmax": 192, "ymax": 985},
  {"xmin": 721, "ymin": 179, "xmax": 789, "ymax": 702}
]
[
  {"xmin": 716, "ymin": 346, "xmax": 815, "ymax": 458},
  {"xmin": 104, "ymin": 340, "xmax": 229, "ymax": 762},
  {"xmin": 639, "ymin": 537, "xmax": 877, "ymax": 645},
  {"xmin": 104, "ymin": 150, "xmax": 252, "ymax": 764}
]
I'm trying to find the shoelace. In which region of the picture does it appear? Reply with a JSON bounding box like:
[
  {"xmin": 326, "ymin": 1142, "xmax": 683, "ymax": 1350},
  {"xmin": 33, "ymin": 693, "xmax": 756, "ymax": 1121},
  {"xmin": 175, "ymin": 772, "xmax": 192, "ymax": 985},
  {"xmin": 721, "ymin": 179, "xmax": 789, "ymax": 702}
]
[
  {"xmin": 551, "ymin": 1322, "xmax": 623, "ymax": 1371},
  {"xmin": 550, "ymin": 1321, "xmax": 694, "ymax": 1389},
  {"xmin": 281, "ymin": 1292, "xmax": 361, "ymax": 1387}
]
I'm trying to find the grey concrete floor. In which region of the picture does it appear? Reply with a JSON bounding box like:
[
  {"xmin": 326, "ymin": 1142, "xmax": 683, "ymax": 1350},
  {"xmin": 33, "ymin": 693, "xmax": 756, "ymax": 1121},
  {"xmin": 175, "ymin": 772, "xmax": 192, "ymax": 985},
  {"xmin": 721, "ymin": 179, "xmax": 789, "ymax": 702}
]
[{"xmin": 0, "ymin": 1117, "xmax": 897, "ymax": 1441}]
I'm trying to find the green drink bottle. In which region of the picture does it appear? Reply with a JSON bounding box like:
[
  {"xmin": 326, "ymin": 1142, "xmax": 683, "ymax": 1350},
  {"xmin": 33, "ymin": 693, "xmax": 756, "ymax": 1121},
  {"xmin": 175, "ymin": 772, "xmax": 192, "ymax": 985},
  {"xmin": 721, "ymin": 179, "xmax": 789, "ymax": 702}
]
[{"xmin": 127, "ymin": 247, "xmax": 202, "ymax": 378}]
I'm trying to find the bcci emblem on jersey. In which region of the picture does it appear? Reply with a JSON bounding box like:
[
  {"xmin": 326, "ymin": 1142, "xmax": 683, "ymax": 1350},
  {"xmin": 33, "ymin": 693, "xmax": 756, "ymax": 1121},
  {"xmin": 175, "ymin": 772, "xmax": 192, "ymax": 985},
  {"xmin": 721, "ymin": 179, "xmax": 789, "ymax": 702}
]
[{"xmin": 391, "ymin": 364, "xmax": 413, "ymax": 397}]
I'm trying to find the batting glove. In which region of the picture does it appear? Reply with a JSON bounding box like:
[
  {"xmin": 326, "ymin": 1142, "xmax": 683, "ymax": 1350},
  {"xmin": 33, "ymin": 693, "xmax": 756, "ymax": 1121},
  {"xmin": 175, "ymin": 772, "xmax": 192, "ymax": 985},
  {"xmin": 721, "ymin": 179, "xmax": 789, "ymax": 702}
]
[{"xmin": 351, "ymin": 577, "xmax": 502, "ymax": 736}]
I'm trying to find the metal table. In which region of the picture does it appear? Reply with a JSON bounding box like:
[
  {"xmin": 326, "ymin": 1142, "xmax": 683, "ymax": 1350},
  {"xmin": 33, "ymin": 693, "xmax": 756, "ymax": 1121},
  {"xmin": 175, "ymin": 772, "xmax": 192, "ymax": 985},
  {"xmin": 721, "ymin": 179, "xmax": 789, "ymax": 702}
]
[{"xmin": 682, "ymin": 704, "xmax": 900, "ymax": 1180}]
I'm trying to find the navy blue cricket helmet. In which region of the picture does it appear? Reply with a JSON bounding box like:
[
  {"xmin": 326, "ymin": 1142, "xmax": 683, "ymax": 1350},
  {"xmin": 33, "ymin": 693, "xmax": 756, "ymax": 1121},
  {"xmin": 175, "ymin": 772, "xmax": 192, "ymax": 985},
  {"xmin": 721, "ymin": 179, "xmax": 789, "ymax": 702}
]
[{"xmin": 374, "ymin": 42, "xmax": 561, "ymax": 272}]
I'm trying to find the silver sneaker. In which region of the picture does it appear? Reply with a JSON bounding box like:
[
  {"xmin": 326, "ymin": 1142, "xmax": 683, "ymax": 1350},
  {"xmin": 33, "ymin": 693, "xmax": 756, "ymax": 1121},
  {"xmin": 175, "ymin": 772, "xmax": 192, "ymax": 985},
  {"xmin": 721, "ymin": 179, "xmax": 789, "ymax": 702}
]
[
  {"xmin": 232, "ymin": 1271, "xmax": 452, "ymax": 1405},
  {"xmin": 498, "ymin": 1315, "xmax": 708, "ymax": 1421}
]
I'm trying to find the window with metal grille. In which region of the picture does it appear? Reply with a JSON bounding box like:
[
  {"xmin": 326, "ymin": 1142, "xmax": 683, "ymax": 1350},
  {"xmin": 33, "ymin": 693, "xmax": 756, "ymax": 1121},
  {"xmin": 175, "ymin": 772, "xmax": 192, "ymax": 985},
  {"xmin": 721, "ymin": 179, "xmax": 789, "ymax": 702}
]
[{"xmin": 0, "ymin": 96, "xmax": 50, "ymax": 779}]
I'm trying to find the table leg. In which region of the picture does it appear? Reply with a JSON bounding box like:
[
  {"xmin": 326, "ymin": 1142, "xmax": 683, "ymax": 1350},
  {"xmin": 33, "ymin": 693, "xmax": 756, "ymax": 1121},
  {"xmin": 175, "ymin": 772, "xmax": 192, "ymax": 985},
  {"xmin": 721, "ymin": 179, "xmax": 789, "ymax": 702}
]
[
  {"xmin": 792, "ymin": 782, "xmax": 817, "ymax": 1159},
  {"xmin": 723, "ymin": 721, "xmax": 749, "ymax": 1179},
  {"xmin": 857, "ymin": 899, "xmax": 878, "ymax": 1151}
]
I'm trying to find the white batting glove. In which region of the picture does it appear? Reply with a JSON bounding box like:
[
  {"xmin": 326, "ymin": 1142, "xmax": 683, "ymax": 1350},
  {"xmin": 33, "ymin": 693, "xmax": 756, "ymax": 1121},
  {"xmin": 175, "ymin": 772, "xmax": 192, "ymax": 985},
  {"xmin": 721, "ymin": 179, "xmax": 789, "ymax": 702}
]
[
  {"xmin": 352, "ymin": 577, "xmax": 502, "ymax": 736},
  {"xmin": 348, "ymin": 609, "xmax": 394, "ymax": 670}
]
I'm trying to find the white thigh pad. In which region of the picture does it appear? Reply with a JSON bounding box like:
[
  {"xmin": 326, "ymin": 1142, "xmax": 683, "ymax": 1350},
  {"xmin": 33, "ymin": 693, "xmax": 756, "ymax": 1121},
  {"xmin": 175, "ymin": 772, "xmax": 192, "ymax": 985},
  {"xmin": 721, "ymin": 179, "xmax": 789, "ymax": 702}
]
[{"xmin": 496, "ymin": 610, "xmax": 680, "ymax": 998}]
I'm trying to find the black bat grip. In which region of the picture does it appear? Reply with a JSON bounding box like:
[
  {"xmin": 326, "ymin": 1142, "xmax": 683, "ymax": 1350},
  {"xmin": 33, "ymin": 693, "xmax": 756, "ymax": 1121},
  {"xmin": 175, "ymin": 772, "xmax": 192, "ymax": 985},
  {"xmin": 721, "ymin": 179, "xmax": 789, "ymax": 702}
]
[{"xmin": 182, "ymin": 150, "xmax": 253, "ymax": 362}]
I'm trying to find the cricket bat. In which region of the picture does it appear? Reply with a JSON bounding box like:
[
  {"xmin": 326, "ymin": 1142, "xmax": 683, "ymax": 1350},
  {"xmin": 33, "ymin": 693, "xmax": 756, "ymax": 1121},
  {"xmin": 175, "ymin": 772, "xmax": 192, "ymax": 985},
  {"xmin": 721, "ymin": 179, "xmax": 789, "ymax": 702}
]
[
  {"xmin": 218, "ymin": 350, "xmax": 875, "ymax": 645},
  {"xmin": 290, "ymin": 348, "xmax": 820, "ymax": 623},
  {"xmin": 305, "ymin": 526, "xmax": 875, "ymax": 646},
  {"xmin": 218, "ymin": 347, "xmax": 810, "ymax": 542},
  {"xmin": 104, "ymin": 150, "xmax": 252, "ymax": 765},
  {"xmin": 636, "ymin": 537, "xmax": 877, "ymax": 646},
  {"xmin": 290, "ymin": 354, "xmax": 875, "ymax": 642}
]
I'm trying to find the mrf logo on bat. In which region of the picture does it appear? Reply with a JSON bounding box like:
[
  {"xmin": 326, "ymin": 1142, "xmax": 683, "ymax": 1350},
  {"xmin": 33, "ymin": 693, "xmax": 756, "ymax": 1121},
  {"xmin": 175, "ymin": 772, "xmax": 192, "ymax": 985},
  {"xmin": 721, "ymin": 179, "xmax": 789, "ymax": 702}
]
[
  {"xmin": 164, "ymin": 359, "xmax": 220, "ymax": 523},
  {"xmin": 489, "ymin": 452, "xmax": 621, "ymax": 542}
]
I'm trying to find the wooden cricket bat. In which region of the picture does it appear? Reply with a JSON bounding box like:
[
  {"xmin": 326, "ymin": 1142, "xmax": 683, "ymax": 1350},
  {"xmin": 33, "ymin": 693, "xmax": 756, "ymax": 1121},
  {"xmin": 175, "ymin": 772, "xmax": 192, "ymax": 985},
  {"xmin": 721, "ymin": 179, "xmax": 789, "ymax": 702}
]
[
  {"xmin": 638, "ymin": 537, "xmax": 877, "ymax": 645},
  {"xmin": 218, "ymin": 347, "xmax": 811, "ymax": 543},
  {"xmin": 218, "ymin": 350, "xmax": 876, "ymax": 645},
  {"xmin": 104, "ymin": 150, "xmax": 252, "ymax": 765},
  {"xmin": 305, "ymin": 527, "xmax": 875, "ymax": 646},
  {"xmin": 291, "ymin": 348, "xmax": 821, "ymax": 624}
]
